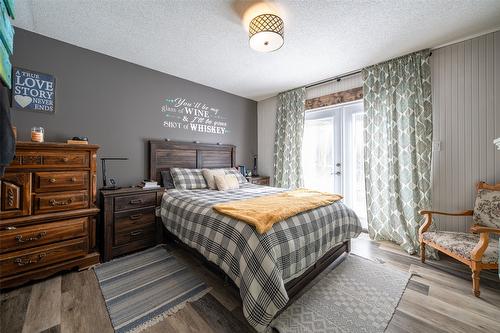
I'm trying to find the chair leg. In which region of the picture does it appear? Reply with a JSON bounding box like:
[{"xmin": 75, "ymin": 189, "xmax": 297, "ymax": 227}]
[
  {"xmin": 472, "ymin": 269, "xmax": 481, "ymax": 297},
  {"xmin": 420, "ymin": 242, "xmax": 426, "ymax": 263}
]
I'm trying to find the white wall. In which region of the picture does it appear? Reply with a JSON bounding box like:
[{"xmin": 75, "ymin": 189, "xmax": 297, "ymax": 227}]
[
  {"xmin": 257, "ymin": 32, "xmax": 500, "ymax": 233},
  {"xmin": 257, "ymin": 96, "xmax": 277, "ymax": 184},
  {"xmin": 431, "ymin": 30, "xmax": 500, "ymax": 232}
]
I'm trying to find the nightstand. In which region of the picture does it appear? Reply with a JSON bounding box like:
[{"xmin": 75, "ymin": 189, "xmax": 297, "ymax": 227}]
[
  {"xmin": 100, "ymin": 187, "xmax": 164, "ymax": 261},
  {"xmin": 246, "ymin": 176, "xmax": 270, "ymax": 186}
]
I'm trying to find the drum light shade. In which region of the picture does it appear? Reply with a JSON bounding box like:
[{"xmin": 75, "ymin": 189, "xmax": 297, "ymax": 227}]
[{"xmin": 249, "ymin": 14, "xmax": 284, "ymax": 52}]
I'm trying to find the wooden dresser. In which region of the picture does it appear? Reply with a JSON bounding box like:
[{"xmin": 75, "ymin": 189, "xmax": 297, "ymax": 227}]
[
  {"xmin": 100, "ymin": 187, "xmax": 164, "ymax": 262},
  {"xmin": 0, "ymin": 142, "xmax": 100, "ymax": 289}
]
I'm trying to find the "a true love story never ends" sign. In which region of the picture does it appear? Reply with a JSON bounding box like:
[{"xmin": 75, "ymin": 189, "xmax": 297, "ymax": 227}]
[{"xmin": 12, "ymin": 67, "xmax": 56, "ymax": 113}]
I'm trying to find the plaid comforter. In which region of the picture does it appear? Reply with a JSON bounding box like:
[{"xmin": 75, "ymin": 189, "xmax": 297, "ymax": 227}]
[{"xmin": 160, "ymin": 184, "xmax": 362, "ymax": 332}]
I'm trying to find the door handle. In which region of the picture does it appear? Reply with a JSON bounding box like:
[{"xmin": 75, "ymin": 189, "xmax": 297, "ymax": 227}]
[{"xmin": 334, "ymin": 171, "xmax": 341, "ymax": 176}]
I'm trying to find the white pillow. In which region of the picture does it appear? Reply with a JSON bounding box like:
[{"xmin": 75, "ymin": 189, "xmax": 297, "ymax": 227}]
[
  {"xmin": 214, "ymin": 174, "xmax": 240, "ymax": 191},
  {"xmin": 202, "ymin": 169, "xmax": 226, "ymax": 190}
]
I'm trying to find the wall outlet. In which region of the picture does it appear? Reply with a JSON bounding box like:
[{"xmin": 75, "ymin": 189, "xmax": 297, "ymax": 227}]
[{"xmin": 432, "ymin": 141, "xmax": 441, "ymax": 152}]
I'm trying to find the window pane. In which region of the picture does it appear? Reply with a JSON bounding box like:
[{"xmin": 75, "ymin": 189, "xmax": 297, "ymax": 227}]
[{"xmin": 302, "ymin": 118, "xmax": 334, "ymax": 193}]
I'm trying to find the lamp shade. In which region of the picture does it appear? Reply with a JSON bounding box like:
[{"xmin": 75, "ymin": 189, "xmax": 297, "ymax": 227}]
[{"xmin": 249, "ymin": 14, "xmax": 284, "ymax": 52}]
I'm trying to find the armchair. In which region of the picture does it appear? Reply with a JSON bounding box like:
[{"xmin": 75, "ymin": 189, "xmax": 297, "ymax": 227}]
[{"xmin": 419, "ymin": 182, "xmax": 499, "ymax": 297}]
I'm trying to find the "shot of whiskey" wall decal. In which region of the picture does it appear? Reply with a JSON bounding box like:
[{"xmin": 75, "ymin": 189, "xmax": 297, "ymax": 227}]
[{"xmin": 161, "ymin": 97, "xmax": 229, "ymax": 134}]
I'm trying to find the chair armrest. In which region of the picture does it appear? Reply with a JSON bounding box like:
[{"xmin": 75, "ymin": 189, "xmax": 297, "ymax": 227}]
[
  {"xmin": 418, "ymin": 210, "xmax": 473, "ymax": 217},
  {"xmin": 470, "ymin": 224, "xmax": 500, "ymax": 235},
  {"xmin": 418, "ymin": 210, "xmax": 474, "ymax": 237}
]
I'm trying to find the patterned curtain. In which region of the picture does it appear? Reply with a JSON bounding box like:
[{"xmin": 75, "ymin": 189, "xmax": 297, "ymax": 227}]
[
  {"xmin": 273, "ymin": 87, "xmax": 306, "ymax": 188},
  {"xmin": 363, "ymin": 50, "xmax": 433, "ymax": 255}
]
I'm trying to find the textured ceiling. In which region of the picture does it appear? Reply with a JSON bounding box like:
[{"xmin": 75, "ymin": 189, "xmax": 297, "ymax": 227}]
[{"xmin": 12, "ymin": 0, "xmax": 500, "ymax": 101}]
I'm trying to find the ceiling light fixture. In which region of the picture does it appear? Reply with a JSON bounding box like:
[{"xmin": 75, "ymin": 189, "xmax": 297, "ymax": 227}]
[{"xmin": 249, "ymin": 14, "xmax": 284, "ymax": 52}]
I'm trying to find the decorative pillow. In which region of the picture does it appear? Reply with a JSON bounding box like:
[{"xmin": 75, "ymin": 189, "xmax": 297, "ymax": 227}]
[
  {"xmin": 473, "ymin": 189, "xmax": 500, "ymax": 228},
  {"xmin": 160, "ymin": 170, "xmax": 175, "ymax": 189},
  {"xmin": 170, "ymin": 168, "xmax": 208, "ymax": 190},
  {"xmin": 223, "ymin": 168, "xmax": 248, "ymax": 184},
  {"xmin": 214, "ymin": 174, "xmax": 240, "ymax": 191},
  {"xmin": 202, "ymin": 169, "xmax": 226, "ymax": 190}
]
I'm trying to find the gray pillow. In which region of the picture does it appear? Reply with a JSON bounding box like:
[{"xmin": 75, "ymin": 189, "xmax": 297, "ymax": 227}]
[
  {"xmin": 160, "ymin": 170, "xmax": 174, "ymax": 189},
  {"xmin": 223, "ymin": 168, "xmax": 248, "ymax": 184},
  {"xmin": 170, "ymin": 168, "xmax": 208, "ymax": 190}
]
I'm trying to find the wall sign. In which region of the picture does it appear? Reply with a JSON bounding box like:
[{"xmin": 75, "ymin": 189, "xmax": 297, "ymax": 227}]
[
  {"xmin": 12, "ymin": 67, "xmax": 55, "ymax": 113},
  {"xmin": 161, "ymin": 97, "xmax": 229, "ymax": 134}
]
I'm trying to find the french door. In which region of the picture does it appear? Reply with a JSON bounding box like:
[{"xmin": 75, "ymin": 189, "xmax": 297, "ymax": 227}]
[{"xmin": 302, "ymin": 100, "xmax": 367, "ymax": 229}]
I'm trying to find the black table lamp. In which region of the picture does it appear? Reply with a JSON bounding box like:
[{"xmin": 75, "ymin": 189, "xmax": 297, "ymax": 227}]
[{"xmin": 101, "ymin": 157, "xmax": 128, "ymax": 190}]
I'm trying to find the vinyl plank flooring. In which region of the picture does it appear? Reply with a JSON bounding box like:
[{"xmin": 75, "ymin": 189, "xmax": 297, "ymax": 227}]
[
  {"xmin": 60, "ymin": 270, "xmax": 113, "ymax": 333},
  {"xmin": 190, "ymin": 293, "xmax": 254, "ymax": 333},
  {"xmin": 400, "ymin": 289, "xmax": 500, "ymax": 332},
  {"xmin": 22, "ymin": 276, "xmax": 61, "ymax": 333},
  {"xmin": 147, "ymin": 303, "xmax": 216, "ymax": 333},
  {"xmin": 0, "ymin": 285, "xmax": 32, "ymax": 333},
  {"xmin": 386, "ymin": 309, "xmax": 449, "ymax": 333},
  {"xmin": 2, "ymin": 236, "xmax": 499, "ymax": 333}
]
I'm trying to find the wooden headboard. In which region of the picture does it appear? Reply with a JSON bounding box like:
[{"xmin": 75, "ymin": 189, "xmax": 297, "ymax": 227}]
[{"xmin": 149, "ymin": 140, "xmax": 236, "ymax": 184}]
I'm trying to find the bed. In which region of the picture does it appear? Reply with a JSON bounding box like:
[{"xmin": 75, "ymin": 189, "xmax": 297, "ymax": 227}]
[{"xmin": 149, "ymin": 140, "xmax": 362, "ymax": 332}]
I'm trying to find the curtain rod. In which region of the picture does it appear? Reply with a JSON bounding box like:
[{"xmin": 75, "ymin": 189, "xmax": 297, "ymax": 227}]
[
  {"xmin": 305, "ymin": 51, "xmax": 433, "ymax": 90},
  {"xmin": 305, "ymin": 69, "xmax": 361, "ymax": 89}
]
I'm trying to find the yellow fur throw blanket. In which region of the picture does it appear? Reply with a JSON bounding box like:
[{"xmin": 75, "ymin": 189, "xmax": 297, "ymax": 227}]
[{"xmin": 213, "ymin": 189, "xmax": 343, "ymax": 234}]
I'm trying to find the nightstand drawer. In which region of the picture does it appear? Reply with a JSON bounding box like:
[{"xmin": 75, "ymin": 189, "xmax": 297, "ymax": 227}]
[
  {"xmin": 114, "ymin": 224, "xmax": 156, "ymax": 246},
  {"xmin": 34, "ymin": 171, "xmax": 89, "ymax": 192},
  {"xmin": 0, "ymin": 217, "xmax": 88, "ymax": 253},
  {"xmin": 114, "ymin": 207, "xmax": 156, "ymax": 234},
  {"xmin": 247, "ymin": 177, "xmax": 270, "ymax": 186},
  {"xmin": 114, "ymin": 193, "xmax": 156, "ymax": 211}
]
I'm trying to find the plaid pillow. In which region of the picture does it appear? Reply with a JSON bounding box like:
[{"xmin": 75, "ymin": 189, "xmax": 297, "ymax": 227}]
[
  {"xmin": 170, "ymin": 168, "xmax": 208, "ymax": 190},
  {"xmin": 223, "ymin": 168, "xmax": 248, "ymax": 184}
]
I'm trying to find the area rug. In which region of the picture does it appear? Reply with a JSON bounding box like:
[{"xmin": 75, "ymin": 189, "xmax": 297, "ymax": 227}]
[
  {"xmin": 271, "ymin": 255, "xmax": 410, "ymax": 333},
  {"xmin": 94, "ymin": 245, "xmax": 210, "ymax": 333}
]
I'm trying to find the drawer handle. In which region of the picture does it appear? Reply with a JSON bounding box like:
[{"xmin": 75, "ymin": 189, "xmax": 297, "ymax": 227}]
[
  {"xmin": 49, "ymin": 178, "xmax": 57, "ymax": 183},
  {"xmin": 49, "ymin": 198, "xmax": 73, "ymax": 206},
  {"xmin": 71, "ymin": 177, "xmax": 77, "ymax": 182},
  {"xmin": 15, "ymin": 232, "xmax": 47, "ymax": 243},
  {"xmin": 130, "ymin": 214, "xmax": 143, "ymax": 220},
  {"xmin": 130, "ymin": 230, "xmax": 143, "ymax": 236},
  {"xmin": 62, "ymin": 157, "xmax": 69, "ymax": 162},
  {"xmin": 14, "ymin": 253, "xmax": 46, "ymax": 266},
  {"xmin": 5, "ymin": 226, "xmax": 17, "ymax": 230},
  {"xmin": 129, "ymin": 199, "xmax": 143, "ymax": 204}
]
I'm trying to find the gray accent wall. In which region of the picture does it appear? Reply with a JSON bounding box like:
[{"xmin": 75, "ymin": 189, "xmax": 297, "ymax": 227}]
[{"xmin": 10, "ymin": 28, "xmax": 257, "ymax": 187}]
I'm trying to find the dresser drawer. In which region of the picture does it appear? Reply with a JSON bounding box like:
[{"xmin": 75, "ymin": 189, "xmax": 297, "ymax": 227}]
[
  {"xmin": 34, "ymin": 190, "xmax": 89, "ymax": 214},
  {"xmin": 114, "ymin": 193, "xmax": 156, "ymax": 211},
  {"xmin": 11, "ymin": 151, "xmax": 90, "ymax": 168},
  {"xmin": 0, "ymin": 217, "xmax": 88, "ymax": 253},
  {"xmin": 0, "ymin": 237, "xmax": 88, "ymax": 277},
  {"xmin": 34, "ymin": 171, "xmax": 89, "ymax": 192}
]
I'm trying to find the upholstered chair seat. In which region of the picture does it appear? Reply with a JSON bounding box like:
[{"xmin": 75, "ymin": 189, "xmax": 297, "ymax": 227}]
[{"xmin": 422, "ymin": 231, "xmax": 499, "ymax": 263}]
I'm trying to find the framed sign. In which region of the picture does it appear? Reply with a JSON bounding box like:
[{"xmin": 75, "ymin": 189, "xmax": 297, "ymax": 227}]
[{"xmin": 11, "ymin": 67, "xmax": 56, "ymax": 113}]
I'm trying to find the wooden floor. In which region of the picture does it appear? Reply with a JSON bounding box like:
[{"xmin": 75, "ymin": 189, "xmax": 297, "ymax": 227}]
[{"xmin": 1, "ymin": 234, "xmax": 499, "ymax": 333}]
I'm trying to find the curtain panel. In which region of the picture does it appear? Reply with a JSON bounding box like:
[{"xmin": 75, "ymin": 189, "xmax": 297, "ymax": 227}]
[
  {"xmin": 273, "ymin": 87, "xmax": 306, "ymax": 188},
  {"xmin": 362, "ymin": 49, "xmax": 433, "ymax": 255}
]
